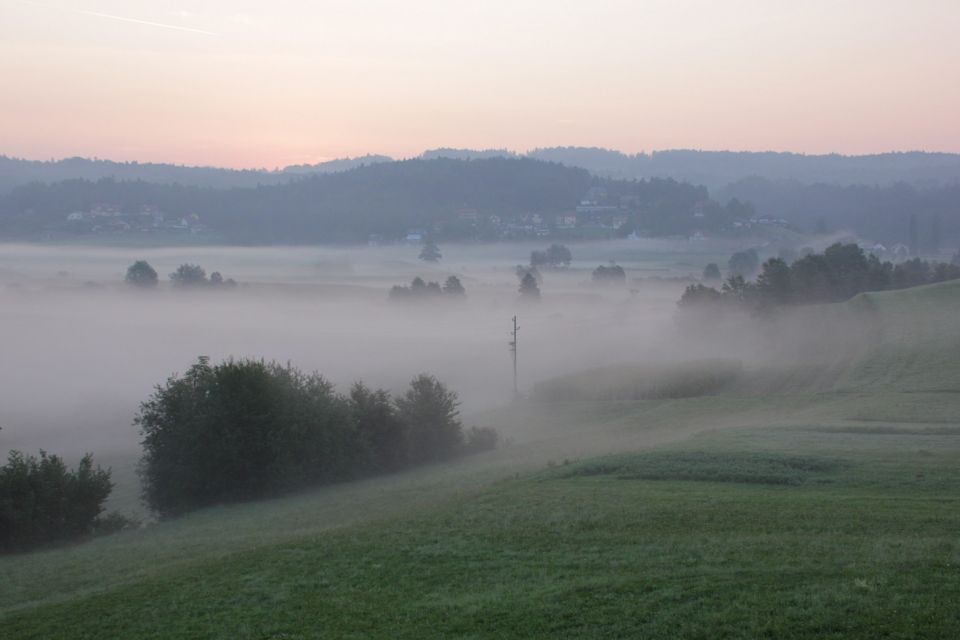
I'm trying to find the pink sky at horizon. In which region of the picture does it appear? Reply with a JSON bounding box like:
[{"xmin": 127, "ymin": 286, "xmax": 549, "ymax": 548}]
[{"xmin": 2, "ymin": 0, "xmax": 959, "ymax": 170}]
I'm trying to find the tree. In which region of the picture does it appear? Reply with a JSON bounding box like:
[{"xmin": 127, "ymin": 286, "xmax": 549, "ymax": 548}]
[
  {"xmin": 592, "ymin": 264, "xmax": 626, "ymax": 285},
  {"xmin": 442, "ymin": 275, "xmax": 466, "ymax": 296},
  {"xmin": 0, "ymin": 450, "xmax": 114, "ymax": 552},
  {"xmin": 755, "ymin": 258, "xmax": 792, "ymax": 307},
  {"xmin": 530, "ymin": 250, "xmax": 548, "ymax": 268},
  {"xmin": 519, "ymin": 272, "xmax": 541, "ymax": 301},
  {"xmin": 125, "ymin": 260, "xmax": 158, "ymax": 288},
  {"xmin": 702, "ymin": 263, "xmax": 721, "ymax": 281},
  {"xmin": 678, "ymin": 283, "xmax": 723, "ymax": 309},
  {"xmin": 419, "ymin": 238, "xmax": 441, "ymax": 262},
  {"xmin": 545, "ymin": 244, "xmax": 572, "ymax": 268},
  {"xmin": 349, "ymin": 383, "xmax": 407, "ymax": 473},
  {"xmin": 209, "ymin": 271, "xmax": 224, "ymax": 286},
  {"xmin": 728, "ymin": 249, "xmax": 759, "ymax": 279},
  {"xmin": 395, "ymin": 374, "xmax": 463, "ymax": 464},
  {"xmin": 136, "ymin": 357, "xmax": 353, "ymax": 516},
  {"xmin": 169, "ymin": 264, "xmax": 207, "ymax": 287}
]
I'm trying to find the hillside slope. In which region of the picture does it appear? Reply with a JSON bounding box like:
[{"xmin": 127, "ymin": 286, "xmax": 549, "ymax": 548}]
[{"xmin": 3, "ymin": 283, "xmax": 960, "ymax": 637}]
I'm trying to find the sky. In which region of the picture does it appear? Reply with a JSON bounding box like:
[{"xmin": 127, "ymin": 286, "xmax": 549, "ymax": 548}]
[{"xmin": 1, "ymin": 0, "xmax": 959, "ymax": 168}]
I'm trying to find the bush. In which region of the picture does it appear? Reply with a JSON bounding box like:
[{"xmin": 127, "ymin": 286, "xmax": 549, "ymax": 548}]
[
  {"xmin": 395, "ymin": 374, "xmax": 464, "ymax": 464},
  {"xmin": 137, "ymin": 358, "xmax": 487, "ymax": 518},
  {"xmin": 137, "ymin": 357, "xmax": 354, "ymax": 517},
  {"xmin": 350, "ymin": 382, "xmax": 408, "ymax": 473},
  {"xmin": 0, "ymin": 450, "xmax": 113, "ymax": 553}
]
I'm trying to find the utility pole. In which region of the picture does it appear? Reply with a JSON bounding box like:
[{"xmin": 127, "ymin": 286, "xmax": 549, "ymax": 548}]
[{"xmin": 509, "ymin": 315, "xmax": 520, "ymax": 398}]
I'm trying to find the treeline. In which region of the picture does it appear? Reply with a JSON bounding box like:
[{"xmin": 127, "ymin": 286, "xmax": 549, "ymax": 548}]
[
  {"xmin": 0, "ymin": 154, "xmax": 393, "ymax": 194},
  {"xmin": 0, "ymin": 158, "xmax": 593, "ymax": 243},
  {"xmin": 126, "ymin": 261, "xmax": 236, "ymax": 288},
  {"xmin": 137, "ymin": 358, "xmax": 497, "ymax": 517},
  {"xmin": 389, "ymin": 276, "xmax": 465, "ymax": 301},
  {"xmin": 680, "ymin": 243, "xmax": 960, "ymax": 314},
  {"xmin": 722, "ymin": 177, "xmax": 960, "ymax": 246},
  {"xmin": 0, "ymin": 157, "xmax": 734, "ymax": 243}
]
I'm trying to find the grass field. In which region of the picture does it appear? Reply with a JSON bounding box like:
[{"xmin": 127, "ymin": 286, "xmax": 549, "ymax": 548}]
[{"xmin": 3, "ymin": 280, "xmax": 960, "ymax": 638}]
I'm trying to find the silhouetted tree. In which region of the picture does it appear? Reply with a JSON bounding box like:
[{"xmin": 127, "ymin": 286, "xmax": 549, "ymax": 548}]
[
  {"xmin": 442, "ymin": 275, "xmax": 466, "ymax": 296},
  {"xmin": 125, "ymin": 260, "xmax": 158, "ymax": 288},
  {"xmin": 756, "ymin": 258, "xmax": 792, "ymax": 307},
  {"xmin": 545, "ymin": 243, "xmax": 572, "ymax": 268},
  {"xmin": 592, "ymin": 264, "xmax": 626, "ymax": 285},
  {"xmin": 0, "ymin": 450, "xmax": 114, "ymax": 552},
  {"xmin": 519, "ymin": 272, "xmax": 541, "ymax": 301},
  {"xmin": 395, "ymin": 374, "xmax": 463, "ymax": 464},
  {"xmin": 349, "ymin": 383, "xmax": 407, "ymax": 473},
  {"xmin": 169, "ymin": 264, "xmax": 207, "ymax": 287}
]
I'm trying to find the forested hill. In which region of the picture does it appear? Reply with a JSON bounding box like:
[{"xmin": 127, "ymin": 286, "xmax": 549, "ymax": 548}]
[
  {"xmin": 0, "ymin": 154, "xmax": 392, "ymax": 194},
  {"xmin": 0, "ymin": 157, "xmax": 608, "ymax": 243},
  {"xmin": 5, "ymin": 148, "xmax": 960, "ymax": 196},
  {"xmin": 526, "ymin": 148, "xmax": 960, "ymax": 189}
]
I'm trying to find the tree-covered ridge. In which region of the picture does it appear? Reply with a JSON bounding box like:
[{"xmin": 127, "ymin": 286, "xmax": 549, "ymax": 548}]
[
  {"xmin": 0, "ymin": 157, "xmax": 719, "ymax": 243},
  {"xmin": 722, "ymin": 178, "xmax": 960, "ymax": 245}
]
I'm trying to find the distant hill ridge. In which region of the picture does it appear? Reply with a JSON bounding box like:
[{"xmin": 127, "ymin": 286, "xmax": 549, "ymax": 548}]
[{"xmin": 3, "ymin": 147, "xmax": 960, "ymax": 194}]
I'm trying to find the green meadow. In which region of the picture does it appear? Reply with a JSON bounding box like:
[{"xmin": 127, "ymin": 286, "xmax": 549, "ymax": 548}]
[{"xmin": 3, "ymin": 281, "xmax": 960, "ymax": 638}]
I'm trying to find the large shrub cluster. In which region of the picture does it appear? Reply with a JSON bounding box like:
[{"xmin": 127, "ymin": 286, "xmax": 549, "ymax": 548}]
[
  {"xmin": 0, "ymin": 450, "xmax": 114, "ymax": 552},
  {"xmin": 137, "ymin": 358, "xmax": 493, "ymax": 517}
]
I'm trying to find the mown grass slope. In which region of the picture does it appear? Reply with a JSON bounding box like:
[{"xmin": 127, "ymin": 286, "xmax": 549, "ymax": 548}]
[
  {"xmin": 4, "ymin": 425, "xmax": 959, "ymax": 639},
  {"xmin": 3, "ymin": 281, "xmax": 960, "ymax": 638}
]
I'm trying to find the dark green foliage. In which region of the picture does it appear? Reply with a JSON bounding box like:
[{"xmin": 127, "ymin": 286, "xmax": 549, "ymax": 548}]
[
  {"xmin": 755, "ymin": 258, "xmax": 792, "ymax": 307},
  {"xmin": 591, "ymin": 264, "xmax": 626, "ymax": 285},
  {"xmin": 124, "ymin": 260, "xmax": 158, "ymax": 288},
  {"xmin": 137, "ymin": 358, "xmax": 354, "ymax": 516},
  {"xmin": 169, "ymin": 263, "xmax": 207, "ymax": 287},
  {"xmin": 395, "ymin": 374, "xmax": 464, "ymax": 465},
  {"xmin": 680, "ymin": 242, "xmax": 960, "ymax": 317},
  {"xmin": 349, "ymin": 383, "xmax": 407, "ymax": 473},
  {"xmin": 519, "ymin": 272, "xmax": 541, "ymax": 301},
  {"xmin": 418, "ymin": 238, "xmax": 441, "ymax": 262},
  {"xmin": 137, "ymin": 358, "xmax": 490, "ymax": 517},
  {"xmin": 0, "ymin": 450, "xmax": 113, "ymax": 552}
]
